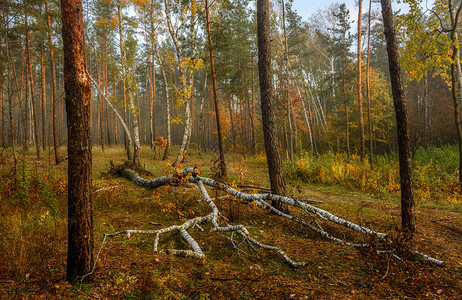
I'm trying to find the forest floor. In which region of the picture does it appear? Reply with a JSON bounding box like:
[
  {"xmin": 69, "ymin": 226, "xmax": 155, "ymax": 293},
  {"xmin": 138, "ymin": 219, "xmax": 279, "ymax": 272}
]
[{"xmin": 0, "ymin": 146, "xmax": 461, "ymax": 299}]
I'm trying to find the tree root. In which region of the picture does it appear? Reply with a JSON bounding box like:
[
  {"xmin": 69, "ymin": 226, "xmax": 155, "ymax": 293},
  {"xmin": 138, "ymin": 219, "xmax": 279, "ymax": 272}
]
[{"xmin": 98, "ymin": 166, "xmax": 444, "ymax": 273}]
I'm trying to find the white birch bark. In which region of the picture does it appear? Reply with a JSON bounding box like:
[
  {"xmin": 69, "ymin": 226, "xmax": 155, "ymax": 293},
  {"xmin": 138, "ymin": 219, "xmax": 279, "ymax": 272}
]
[{"xmin": 106, "ymin": 167, "xmax": 444, "ymax": 268}]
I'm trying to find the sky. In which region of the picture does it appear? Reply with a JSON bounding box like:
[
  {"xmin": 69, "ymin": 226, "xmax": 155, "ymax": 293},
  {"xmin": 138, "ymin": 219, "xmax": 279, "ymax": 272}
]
[
  {"xmin": 292, "ymin": 0, "xmax": 359, "ymax": 21},
  {"xmin": 290, "ymin": 0, "xmax": 412, "ymax": 23}
]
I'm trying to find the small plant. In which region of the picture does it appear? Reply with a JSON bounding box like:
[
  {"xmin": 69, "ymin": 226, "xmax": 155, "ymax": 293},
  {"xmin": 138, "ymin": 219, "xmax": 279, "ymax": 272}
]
[{"xmin": 288, "ymin": 146, "xmax": 462, "ymax": 205}]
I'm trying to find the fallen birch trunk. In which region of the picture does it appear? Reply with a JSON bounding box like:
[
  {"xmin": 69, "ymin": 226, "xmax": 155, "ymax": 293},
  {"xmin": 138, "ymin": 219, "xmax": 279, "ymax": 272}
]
[{"xmin": 104, "ymin": 167, "xmax": 444, "ymax": 268}]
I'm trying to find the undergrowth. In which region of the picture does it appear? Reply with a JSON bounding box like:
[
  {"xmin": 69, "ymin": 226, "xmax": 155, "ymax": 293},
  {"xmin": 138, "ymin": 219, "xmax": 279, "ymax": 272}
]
[
  {"xmin": 0, "ymin": 146, "xmax": 460, "ymax": 299},
  {"xmin": 286, "ymin": 144, "xmax": 462, "ymax": 207},
  {"xmin": 0, "ymin": 153, "xmax": 67, "ymax": 286}
]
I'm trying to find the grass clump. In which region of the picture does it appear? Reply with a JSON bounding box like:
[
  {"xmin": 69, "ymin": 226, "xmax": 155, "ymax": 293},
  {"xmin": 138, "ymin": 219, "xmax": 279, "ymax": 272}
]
[{"xmin": 287, "ymin": 145, "xmax": 462, "ymax": 206}]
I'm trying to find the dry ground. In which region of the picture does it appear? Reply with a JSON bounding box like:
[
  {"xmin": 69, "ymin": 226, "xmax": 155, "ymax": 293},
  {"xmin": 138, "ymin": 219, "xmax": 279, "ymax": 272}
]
[{"xmin": 0, "ymin": 146, "xmax": 461, "ymax": 299}]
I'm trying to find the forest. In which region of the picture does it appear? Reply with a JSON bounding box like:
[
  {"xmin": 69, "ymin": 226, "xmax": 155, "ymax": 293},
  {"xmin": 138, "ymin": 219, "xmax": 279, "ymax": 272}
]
[{"xmin": 0, "ymin": 0, "xmax": 461, "ymax": 298}]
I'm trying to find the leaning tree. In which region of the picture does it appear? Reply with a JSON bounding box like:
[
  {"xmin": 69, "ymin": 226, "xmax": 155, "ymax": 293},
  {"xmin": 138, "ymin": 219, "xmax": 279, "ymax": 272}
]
[{"xmin": 380, "ymin": 0, "xmax": 416, "ymax": 233}]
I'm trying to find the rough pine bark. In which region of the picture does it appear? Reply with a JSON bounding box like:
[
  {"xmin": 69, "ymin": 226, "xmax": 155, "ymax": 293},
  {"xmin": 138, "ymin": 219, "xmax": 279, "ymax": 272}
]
[
  {"xmin": 61, "ymin": 0, "xmax": 94, "ymax": 282},
  {"xmin": 0, "ymin": 26, "xmax": 4, "ymax": 147},
  {"xmin": 257, "ymin": 0, "xmax": 288, "ymax": 213},
  {"xmin": 380, "ymin": 0, "xmax": 415, "ymax": 233}
]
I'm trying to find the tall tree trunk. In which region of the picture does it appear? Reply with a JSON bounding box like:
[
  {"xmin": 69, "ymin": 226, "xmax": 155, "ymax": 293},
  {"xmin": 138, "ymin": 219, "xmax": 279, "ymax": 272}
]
[
  {"xmin": 24, "ymin": 49, "xmax": 29, "ymax": 151},
  {"xmin": 40, "ymin": 33, "xmax": 47, "ymax": 151},
  {"xmin": 228, "ymin": 98, "xmax": 236, "ymax": 149},
  {"xmin": 380, "ymin": 0, "xmax": 415, "ymax": 233},
  {"xmin": 198, "ymin": 77, "xmax": 207, "ymax": 152},
  {"xmin": 250, "ymin": 56, "xmax": 257, "ymax": 154},
  {"xmin": 25, "ymin": 7, "xmax": 41, "ymax": 159},
  {"xmin": 61, "ymin": 0, "xmax": 94, "ymax": 282},
  {"xmin": 366, "ymin": 0, "xmax": 373, "ymax": 167},
  {"xmin": 206, "ymin": 0, "xmax": 226, "ymax": 179},
  {"xmin": 128, "ymin": 74, "xmax": 141, "ymax": 166},
  {"xmin": 257, "ymin": 0, "xmax": 288, "ymax": 213},
  {"xmin": 5, "ymin": 24, "xmax": 17, "ymax": 171},
  {"xmin": 151, "ymin": 5, "xmax": 156, "ymax": 151},
  {"xmin": 448, "ymin": 0, "xmax": 462, "ymax": 187},
  {"xmin": 282, "ymin": 0, "xmax": 293, "ymax": 164},
  {"xmin": 113, "ymin": 72, "xmax": 119, "ymax": 145},
  {"xmin": 299, "ymin": 65, "xmax": 318, "ymax": 157},
  {"xmin": 161, "ymin": 65, "xmax": 171, "ymax": 160},
  {"xmin": 97, "ymin": 53, "xmax": 104, "ymax": 151},
  {"xmin": 46, "ymin": 0, "xmax": 61, "ymax": 165},
  {"xmin": 0, "ymin": 25, "xmax": 4, "ymax": 148},
  {"xmin": 8, "ymin": 33, "xmax": 22, "ymax": 149},
  {"xmin": 358, "ymin": 0, "xmax": 365, "ymax": 162},
  {"xmin": 342, "ymin": 54, "xmax": 351, "ymax": 159},
  {"xmin": 164, "ymin": 0, "xmax": 195, "ymax": 166},
  {"xmin": 117, "ymin": 1, "xmax": 132, "ymax": 161},
  {"xmin": 103, "ymin": 35, "xmax": 111, "ymax": 146},
  {"xmin": 153, "ymin": 44, "xmax": 171, "ymax": 160}
]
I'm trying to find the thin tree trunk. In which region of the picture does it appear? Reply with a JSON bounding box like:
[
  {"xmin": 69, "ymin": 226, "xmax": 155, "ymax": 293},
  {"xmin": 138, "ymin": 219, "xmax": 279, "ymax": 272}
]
[
  {"xmin": 97, "ymin": 53, "xmax": 104, "ymax": 151},
  {"xmin": 129, "ymin": 71, "xmax": 141, "ymax": 166},
  {"xmin": 5, "ymin": 24, "xmax": 17, "ymax": 171},
  {"xmin": 9, "ymin": 71, "xmax": 17, "ymax": 172},
  {"xmin": 300, "ymin": 67, "xmax": 318, "ymax": 157},
  {"xmin": 380, "ymin": 0, "xmax": 415, "ymax": 233},
  {"xmin": 198, "ymin": 77, "xmax": 207, "ymax": 152},
  {"xmin": 297, "ymin": 85, "xmax": 313, "ymax": 153},
  {"xmin": 154, "ymin": 44, "xmax": 171, "ymax": 160},
  {"xmin": 46, "ymin": 0, "xmax": 61, "ymax": 164},
  {"xmin": 282, "ymin": 0, "xmax": 293, "ymax": 164},
  {"xmin": 151, "ymin": 6, "xmax": 156, "ymax": 151},
  {"xmin": 358, "ymin": 0, "xmax": 365, "ymax": 162},
  {"xmin": 250, "ymin": 56, "xmax": 257, "ymax": 154},
  {"xmin": 206, "ymin": 0, "xmax": 226, "ymax": 178},
  {"xmin": 61, "ymin": 0, "xmax": 94, "ymax": 283},
  {"xmin": 342, "ymin": 54, "xmax": 351, "ymax": 159},
  {"xmin": 228, "ymin": 98, "xmax": 236, "ymax": 149},
  {"xmin": 164, "ymin": 0, "xmax": 195, "ymax": 166},
  {"xmin": 117, "ymin": 1, "xmax": 131, "ymax": 161},
  {"xmin": 40, "ymin": 33, "xmax": 47, "ymax": 151},
  {"xmin": 366, "ymin": 0, "xmax": 373, "ymax": 167},
  {"xmin": 25, "ymin": 7, "xmax": 41, "ymax": 159},
  {"xmin": 103, "ymin": 35, "xmax": 111, "ymax": 146},
  {"xmin": 24, "ymin": 48, "xmax": 29, "ymax": 151},
  {"xmin": 257, "ymin": 0, "xmax": 288, "ymax": 213}
]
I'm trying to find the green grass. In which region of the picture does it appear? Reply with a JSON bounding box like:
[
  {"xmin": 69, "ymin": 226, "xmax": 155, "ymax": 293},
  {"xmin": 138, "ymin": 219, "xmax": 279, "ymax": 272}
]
[
  {"xmin": 0, "ymin": 145, "xmax": 461, "ymax": 299},
  {"xmin": 286, "ymin": 145, "xmax": 462, "ymax": 210}
]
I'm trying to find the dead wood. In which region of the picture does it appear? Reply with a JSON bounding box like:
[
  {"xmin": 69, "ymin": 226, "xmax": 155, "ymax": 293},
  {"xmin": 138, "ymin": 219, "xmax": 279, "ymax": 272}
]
[
  {"xmin": 101, "ymin": 160, "xmax": 152, "ymax": 179},
  {"xmin": 88, "ymin": 165, "xmax": 444, "ymax": 279}
]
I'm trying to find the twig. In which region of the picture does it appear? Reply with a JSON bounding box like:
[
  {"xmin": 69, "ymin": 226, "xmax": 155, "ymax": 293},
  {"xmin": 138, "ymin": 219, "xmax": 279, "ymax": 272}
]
[{"xmin": 94, "ymin": 186, "xmax": 118, "ymax": 193}]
